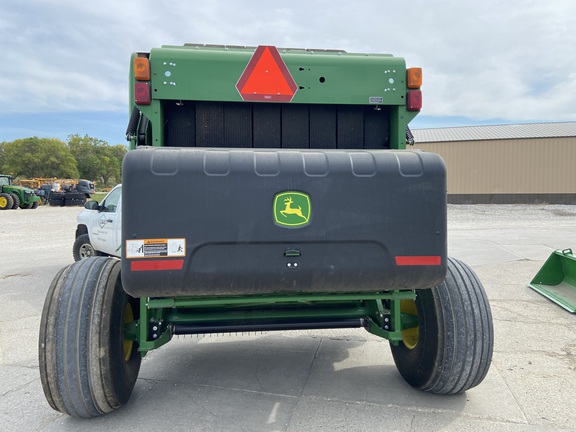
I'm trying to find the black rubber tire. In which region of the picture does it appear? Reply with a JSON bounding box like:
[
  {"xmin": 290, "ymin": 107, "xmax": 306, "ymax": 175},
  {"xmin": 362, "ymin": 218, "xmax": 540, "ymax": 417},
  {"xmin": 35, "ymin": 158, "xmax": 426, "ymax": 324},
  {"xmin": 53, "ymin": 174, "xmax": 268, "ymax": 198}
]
[
  {"xmin": 390, "ymin": 257, "xmax": 493, "ymax": 394},
  {"xmin": 0, "ymin": 193, "xmax": 14, "ymax": 210},
  {"xmin": 64, "ymin": 192, "xmax": 84, "ymax": 201},
  {"xmin": 48, "ymin": 198, "xmax": 63, "ymax": 206},
  {"xmin": 31, "ymin": 201, "xmax": 39, "ymax": 209},
  {"xmin": 64, "ymin": 199, "xmax": 78, "ymax": 207},
  {"xmin": 8, "ymin": 192, "xmax": 20, "ymax": 209},
  {"xmin": 73, "ymin": 234, "xmax": 101, "ymax": 261},
  {"xmin": 48, "ymin": 192, "xmax": 65, "ymax": 207},
  {"xmin": 39, "ymin": 257, "xmax": 141, "ymax": 418}
]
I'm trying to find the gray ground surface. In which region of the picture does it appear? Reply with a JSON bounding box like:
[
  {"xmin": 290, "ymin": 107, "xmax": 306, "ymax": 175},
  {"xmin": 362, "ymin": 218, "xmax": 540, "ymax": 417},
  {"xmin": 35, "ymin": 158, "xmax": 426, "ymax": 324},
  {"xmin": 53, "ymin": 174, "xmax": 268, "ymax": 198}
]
[{"xmin": 1, "ymin": 204, "xmax": 576, "ymax": 431}]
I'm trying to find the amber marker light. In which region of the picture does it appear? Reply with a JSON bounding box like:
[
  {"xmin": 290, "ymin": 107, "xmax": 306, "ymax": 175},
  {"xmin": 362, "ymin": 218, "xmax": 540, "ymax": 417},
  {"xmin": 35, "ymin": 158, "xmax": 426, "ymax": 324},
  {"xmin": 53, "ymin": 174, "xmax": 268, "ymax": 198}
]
[
  {"xmin": 407, "ymin": 67, "xmax": 422, "ymax": 89},
  {"xmin": 134, "ymin": 57, "xmax": 150, "ymax": 81}
]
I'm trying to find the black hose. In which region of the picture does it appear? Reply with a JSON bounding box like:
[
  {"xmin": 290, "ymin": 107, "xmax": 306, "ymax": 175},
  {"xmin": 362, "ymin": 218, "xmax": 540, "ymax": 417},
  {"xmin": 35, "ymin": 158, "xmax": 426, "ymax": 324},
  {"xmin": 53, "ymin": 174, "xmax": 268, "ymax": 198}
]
[{"xmin": 125, "ymin": 107, "xmax": 141, "ymax": 141}]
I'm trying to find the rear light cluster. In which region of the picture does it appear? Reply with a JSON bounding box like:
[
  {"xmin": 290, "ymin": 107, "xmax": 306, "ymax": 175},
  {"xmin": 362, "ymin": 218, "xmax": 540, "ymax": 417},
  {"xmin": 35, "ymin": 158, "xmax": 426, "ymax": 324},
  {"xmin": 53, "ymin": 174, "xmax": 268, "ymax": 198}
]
[
  {"xmin": 406, "ymin": 67, "xmax": 422, "ymax": 111},
  {"xmin": 134, "ymin": 56, "xmax": 151, "ymax": 105}
]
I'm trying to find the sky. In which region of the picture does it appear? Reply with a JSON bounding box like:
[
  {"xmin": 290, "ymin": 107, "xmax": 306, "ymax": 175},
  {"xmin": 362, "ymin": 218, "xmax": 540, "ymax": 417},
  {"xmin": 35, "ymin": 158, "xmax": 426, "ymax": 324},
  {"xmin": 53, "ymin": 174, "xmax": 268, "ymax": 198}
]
[{"xmin": 1, "ymin": 0, "xmax": 575, "ymax": 145}]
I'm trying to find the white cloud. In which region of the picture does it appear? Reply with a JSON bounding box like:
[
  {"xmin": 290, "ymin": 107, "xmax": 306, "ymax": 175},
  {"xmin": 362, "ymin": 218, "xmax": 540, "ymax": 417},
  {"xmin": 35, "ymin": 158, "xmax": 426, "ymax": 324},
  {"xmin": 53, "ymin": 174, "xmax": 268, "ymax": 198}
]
[{"xmin": 1, "ymin": 0, "xmax": 575, "ymax": 124}]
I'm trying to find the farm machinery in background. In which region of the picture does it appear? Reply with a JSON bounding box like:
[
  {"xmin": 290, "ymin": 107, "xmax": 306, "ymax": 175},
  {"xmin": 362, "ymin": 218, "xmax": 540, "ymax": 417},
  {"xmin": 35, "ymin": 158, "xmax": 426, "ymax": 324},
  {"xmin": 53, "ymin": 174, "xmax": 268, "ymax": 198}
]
[
  {"xmin": 0, "ymin": 174, "xmax": 41, "ymax": 210},
  {"xmin": 14, "ymin": 177, "xmax": 96, "ymax": 206}
]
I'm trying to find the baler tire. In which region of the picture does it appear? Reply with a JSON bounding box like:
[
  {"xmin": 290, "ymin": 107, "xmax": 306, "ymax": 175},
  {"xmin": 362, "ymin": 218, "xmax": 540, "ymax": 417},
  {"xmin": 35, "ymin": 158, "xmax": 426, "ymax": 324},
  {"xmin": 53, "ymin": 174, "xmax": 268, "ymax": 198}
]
[
  {"xmin": 8, "ymin": 193, "xmax": 20, "ymax": 209},
  {"xmin": 73, "ymin": 234, "xmax": 101, "ymax": 261},
  {"xmin": 390, "ymin": 257, "xmax": 493, "ymax": 394},
  {"xmin": 38, "ymin": 257, "xmax": 141, "ymax": 418}
]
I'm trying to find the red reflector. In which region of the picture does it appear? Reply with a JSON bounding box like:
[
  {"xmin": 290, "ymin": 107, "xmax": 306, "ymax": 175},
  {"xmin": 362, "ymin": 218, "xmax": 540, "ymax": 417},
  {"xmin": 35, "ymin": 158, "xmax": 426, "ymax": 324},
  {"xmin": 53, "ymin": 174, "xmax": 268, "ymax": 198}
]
[
  {"xmin": 131, "ymin": 259, "xmax": 184, "ymax": 271},
  {"xmin": 134, "ymin": 82, "xmax": 151, "ymax": 105},
  {"xmin": 407, "ymin": 90, "xmax": 422, "ymax": 111},
  {"xmin": 236, "ymin": 45, "xmax": 298, "ymax": 102},
  {"xmin": 395, "ymin": 256, "xmax": 441, "ymax": 266}
]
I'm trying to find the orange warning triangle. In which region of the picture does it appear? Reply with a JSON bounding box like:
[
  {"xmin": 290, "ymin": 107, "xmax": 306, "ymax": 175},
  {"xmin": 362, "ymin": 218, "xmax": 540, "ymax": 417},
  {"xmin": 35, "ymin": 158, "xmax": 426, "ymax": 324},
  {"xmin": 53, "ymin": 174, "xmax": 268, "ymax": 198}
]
[{"xmin": 236, "ymin": 46, "xmax": 298, "ymax": 102}]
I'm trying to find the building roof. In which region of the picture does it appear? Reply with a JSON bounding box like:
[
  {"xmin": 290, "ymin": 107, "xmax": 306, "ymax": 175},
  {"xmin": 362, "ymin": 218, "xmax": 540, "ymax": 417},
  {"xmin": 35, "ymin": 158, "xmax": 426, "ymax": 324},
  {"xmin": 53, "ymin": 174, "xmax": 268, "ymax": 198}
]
[{"xmin": 412, "ymin": 121, "xmax": 576, "ymax": 143}]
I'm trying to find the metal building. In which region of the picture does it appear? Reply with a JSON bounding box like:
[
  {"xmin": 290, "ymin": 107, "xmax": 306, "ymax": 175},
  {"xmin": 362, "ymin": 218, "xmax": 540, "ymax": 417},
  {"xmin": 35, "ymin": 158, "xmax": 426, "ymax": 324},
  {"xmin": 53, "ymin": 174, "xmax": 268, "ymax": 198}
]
[{"xmin": 412, "ymin": 122, "xmax": 576, "ymax": 204}]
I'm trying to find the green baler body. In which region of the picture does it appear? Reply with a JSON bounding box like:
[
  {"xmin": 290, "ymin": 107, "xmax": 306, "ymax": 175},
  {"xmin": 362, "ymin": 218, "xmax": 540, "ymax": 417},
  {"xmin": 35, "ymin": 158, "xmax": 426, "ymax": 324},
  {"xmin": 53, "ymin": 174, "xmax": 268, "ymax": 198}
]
[
  {"xmin": 128, "ymin": 44, "xmax": 419, "ymax": 151},
  {"xmin": 124, "ymin": 44, "xmax": 429, "ymax": 353}
]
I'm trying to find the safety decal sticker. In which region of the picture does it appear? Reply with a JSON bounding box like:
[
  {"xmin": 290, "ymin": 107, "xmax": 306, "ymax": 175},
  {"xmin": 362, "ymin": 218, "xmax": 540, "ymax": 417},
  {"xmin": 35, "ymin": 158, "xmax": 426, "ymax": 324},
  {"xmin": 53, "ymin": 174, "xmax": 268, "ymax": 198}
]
[{"xmin": 126, "ymin": 238, "xmax": 186, "ymax": 258}]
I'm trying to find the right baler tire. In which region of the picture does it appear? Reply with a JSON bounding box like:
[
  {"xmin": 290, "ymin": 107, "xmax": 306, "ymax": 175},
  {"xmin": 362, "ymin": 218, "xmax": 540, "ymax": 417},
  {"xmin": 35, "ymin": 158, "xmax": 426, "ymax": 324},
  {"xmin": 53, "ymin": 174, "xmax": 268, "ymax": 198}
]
[
  {"xmin": 38, "ymin": 257, "xmax": 141, "ymax": 418},
  {"xmin": 390, "ymin": 257, "xmax": 494, "ymax": 394}
]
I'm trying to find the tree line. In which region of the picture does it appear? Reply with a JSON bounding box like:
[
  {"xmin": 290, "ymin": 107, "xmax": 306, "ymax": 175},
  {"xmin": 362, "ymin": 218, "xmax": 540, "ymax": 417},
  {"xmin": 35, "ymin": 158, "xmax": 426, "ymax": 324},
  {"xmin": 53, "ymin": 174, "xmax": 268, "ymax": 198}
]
[{"xmin": 0, "ymin": 135, "xmax": 127, "ymax": 189}]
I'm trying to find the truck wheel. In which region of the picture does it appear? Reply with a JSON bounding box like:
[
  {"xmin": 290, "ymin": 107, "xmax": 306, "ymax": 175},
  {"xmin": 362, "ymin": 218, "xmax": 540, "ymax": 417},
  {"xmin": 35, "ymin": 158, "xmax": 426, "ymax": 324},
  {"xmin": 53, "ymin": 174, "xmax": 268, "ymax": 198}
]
[
  {"xmin": 39, "ymin": 257, "xmax": 141, "ymax": 418},
  {"xmin": 8, "ymin": 192, "xmax": 20, "ymax": 209},
  {"xmin": 390, "ymin": 257, "xmax": 493, "ymax": 394},
  {"xmin": 73, "ymin": 234, "xmax": 101, "ymax": 261},
  {"xmin": 0, "ymin": 193, "xmax": 14, "ymax": 210}
]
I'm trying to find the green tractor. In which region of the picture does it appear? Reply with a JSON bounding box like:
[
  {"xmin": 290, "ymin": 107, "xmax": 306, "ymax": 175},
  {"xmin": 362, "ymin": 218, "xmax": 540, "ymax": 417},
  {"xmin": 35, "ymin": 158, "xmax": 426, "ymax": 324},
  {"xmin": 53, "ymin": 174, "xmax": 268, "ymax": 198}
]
[
  {"xmin": 39, "ymin": 44, "xmax": 494, "ymax": 418},
  {"xmin": 0, "ymin": 174, "xmax": 40, "ymax": 210}
]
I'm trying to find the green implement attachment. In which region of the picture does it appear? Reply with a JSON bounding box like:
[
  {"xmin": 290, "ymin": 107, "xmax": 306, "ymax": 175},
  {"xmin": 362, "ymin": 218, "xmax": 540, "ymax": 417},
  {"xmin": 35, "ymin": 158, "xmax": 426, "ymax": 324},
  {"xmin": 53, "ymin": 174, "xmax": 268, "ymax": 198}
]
[{"xmin": 529, "ymin": 248, "xmax": 576, "ymax": 313}]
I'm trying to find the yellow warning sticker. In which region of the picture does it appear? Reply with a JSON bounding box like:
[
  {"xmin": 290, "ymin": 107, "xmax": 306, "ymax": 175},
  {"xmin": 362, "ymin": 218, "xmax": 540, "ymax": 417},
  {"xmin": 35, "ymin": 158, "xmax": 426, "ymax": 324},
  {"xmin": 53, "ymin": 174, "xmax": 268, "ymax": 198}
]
[{"xmin": 126, "ymin": 238, "xmax": 186, "ymax": 258}]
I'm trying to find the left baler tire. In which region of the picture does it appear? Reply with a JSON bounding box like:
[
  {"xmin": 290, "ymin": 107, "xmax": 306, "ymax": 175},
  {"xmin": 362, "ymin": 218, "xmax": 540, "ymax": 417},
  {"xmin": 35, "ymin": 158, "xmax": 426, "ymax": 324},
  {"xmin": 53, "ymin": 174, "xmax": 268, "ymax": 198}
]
[
  {"xmin": 39, "ymin": 257, "xmax": 141, "ymax": 418},
  {"xmin": 390, "ymin": 257, "xmax": 494, "ymax": 394}
]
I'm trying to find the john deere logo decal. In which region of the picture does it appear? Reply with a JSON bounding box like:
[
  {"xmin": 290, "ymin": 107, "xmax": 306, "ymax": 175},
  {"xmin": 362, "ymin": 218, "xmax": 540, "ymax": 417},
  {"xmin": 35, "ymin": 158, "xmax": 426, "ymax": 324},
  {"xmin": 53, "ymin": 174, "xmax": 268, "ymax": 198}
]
[{"xmin": 274, "ymin": 192, "xmax": 311, "ymax": 227}]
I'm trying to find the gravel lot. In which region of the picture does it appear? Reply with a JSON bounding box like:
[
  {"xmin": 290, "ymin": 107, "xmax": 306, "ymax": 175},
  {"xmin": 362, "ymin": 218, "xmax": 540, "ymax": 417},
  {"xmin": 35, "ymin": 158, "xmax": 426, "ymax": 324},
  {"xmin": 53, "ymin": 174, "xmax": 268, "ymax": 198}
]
[{"xmin": 1, "ymin": 204, "xmax": 576, "ymax": 431}]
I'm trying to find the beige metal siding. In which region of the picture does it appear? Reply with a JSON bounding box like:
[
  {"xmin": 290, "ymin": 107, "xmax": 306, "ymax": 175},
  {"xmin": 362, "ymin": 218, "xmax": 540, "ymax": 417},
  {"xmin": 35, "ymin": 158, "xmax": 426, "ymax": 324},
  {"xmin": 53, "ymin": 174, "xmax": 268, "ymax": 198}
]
[{"xmin": 413, "ymin": 137, "xmax": 576, "ymax": 194}]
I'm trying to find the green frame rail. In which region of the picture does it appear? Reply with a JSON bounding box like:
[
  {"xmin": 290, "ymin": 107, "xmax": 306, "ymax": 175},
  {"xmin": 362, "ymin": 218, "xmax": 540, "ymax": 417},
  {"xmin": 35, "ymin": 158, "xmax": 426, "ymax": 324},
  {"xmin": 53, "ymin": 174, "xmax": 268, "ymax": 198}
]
[{"xmin": 127, "ymin": 291, "xmax": 418, "ymax": 354}]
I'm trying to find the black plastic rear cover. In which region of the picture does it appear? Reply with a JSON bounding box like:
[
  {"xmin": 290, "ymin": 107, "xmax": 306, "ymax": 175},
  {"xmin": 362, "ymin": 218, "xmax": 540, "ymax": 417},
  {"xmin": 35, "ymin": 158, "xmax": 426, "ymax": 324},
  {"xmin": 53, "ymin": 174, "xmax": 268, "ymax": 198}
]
[{"xmin": 121, "ymin": 147, "xmax": 446, "ymax": 297}]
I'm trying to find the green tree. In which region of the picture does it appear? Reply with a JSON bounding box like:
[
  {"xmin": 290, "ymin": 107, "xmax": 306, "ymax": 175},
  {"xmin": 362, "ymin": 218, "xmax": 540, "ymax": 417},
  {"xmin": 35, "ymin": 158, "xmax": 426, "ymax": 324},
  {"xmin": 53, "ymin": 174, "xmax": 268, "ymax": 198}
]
[
  {"xmin": 67, "ymin": 135, "xmax": 127, "ymax": 188},
  {"xmin": 99, "ymin": 144, "xmax": 127, "ymax": 188},
  {"xmin": 0, "ymin": 137, "xmax": 78, "ymax": 178},
  {"xmin": 67, "ymin": 134, "xmax": 107, "ymax": 181}
]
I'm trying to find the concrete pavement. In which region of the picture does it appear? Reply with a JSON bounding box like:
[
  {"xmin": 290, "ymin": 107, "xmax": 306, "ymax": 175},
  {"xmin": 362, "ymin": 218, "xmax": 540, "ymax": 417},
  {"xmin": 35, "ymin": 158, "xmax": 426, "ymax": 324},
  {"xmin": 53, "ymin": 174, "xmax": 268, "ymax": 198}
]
[{"xmin": 1, "ymin": 204, "xmax": 576, "ymax": 431}]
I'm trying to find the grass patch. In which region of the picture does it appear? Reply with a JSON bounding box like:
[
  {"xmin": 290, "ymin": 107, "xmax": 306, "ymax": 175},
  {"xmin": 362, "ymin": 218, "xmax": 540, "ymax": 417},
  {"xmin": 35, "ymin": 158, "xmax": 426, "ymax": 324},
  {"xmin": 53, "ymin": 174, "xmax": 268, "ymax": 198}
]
[{"xmin": 91, "ymin": 192, "xmax": 107, "ymax": 202}]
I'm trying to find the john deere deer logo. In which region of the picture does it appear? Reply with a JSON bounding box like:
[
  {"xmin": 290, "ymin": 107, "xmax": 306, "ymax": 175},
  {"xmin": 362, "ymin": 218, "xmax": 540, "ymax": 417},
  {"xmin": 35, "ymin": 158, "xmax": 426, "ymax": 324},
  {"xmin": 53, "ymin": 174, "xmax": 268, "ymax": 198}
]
[{"xmin": 274, "ymin": 192, "xmax": 311, "ymax": 227}]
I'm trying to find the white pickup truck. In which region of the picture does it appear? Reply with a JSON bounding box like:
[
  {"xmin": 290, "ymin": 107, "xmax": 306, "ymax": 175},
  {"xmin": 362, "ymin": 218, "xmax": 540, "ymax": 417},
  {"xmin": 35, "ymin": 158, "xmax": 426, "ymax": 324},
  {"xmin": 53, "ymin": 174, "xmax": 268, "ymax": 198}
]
[{"xmin": 73, "ymin": 185, "xmax": 122, "ymax": 261}]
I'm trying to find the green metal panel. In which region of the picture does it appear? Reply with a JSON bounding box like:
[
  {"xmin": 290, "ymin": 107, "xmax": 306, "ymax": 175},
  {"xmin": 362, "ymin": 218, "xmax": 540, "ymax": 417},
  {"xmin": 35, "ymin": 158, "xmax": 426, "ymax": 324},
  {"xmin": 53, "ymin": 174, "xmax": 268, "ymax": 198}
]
[
  {"xmin": 131, "ymin": 291, "xmax": 417, "ymax": 353},
  {"xmin": 529, "ymin": 248, "xmax": 576, "ymax": 313},
  {"xmin": 148, "ymin": 45, "xmax": 407, "ymax": 106},
  {"xmin": 128, "ymin": 45, "xmax": 420, "ymax": 150}
]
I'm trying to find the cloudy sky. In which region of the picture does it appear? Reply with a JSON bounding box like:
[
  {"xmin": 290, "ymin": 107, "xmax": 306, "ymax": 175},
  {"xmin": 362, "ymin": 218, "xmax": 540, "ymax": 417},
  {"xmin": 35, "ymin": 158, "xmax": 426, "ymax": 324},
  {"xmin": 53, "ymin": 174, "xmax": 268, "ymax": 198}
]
[{"xmin": 1, "ymin": 0, "xmax": 575, "ymax": 145}]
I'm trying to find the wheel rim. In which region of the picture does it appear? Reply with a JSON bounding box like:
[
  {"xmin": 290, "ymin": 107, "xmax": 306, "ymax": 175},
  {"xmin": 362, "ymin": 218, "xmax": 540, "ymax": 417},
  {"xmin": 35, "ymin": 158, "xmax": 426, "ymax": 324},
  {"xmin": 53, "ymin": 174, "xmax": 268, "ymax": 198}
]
[
  {"xmin": 400, "ymin": 299, "xmax": 419, "ymax": 349},
  {"xmin": 123, "ymin": 303, "xmax": 134, "ymax": 362},
  {"xmin": 79, "ymin": 243, "xmax": 95, "ymax": 258},
  {"xmin": 0, "ymin": 196, "xmax": 6, "ymax": 207}
]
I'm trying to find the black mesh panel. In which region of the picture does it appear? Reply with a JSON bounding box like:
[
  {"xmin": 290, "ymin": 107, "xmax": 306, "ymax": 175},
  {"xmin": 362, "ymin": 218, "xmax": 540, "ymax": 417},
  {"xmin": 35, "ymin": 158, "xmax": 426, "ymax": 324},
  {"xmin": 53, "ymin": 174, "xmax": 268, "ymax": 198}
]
[{"xmin": 163, "ymin": 101, "xmax": 390, "ymax": 149}]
